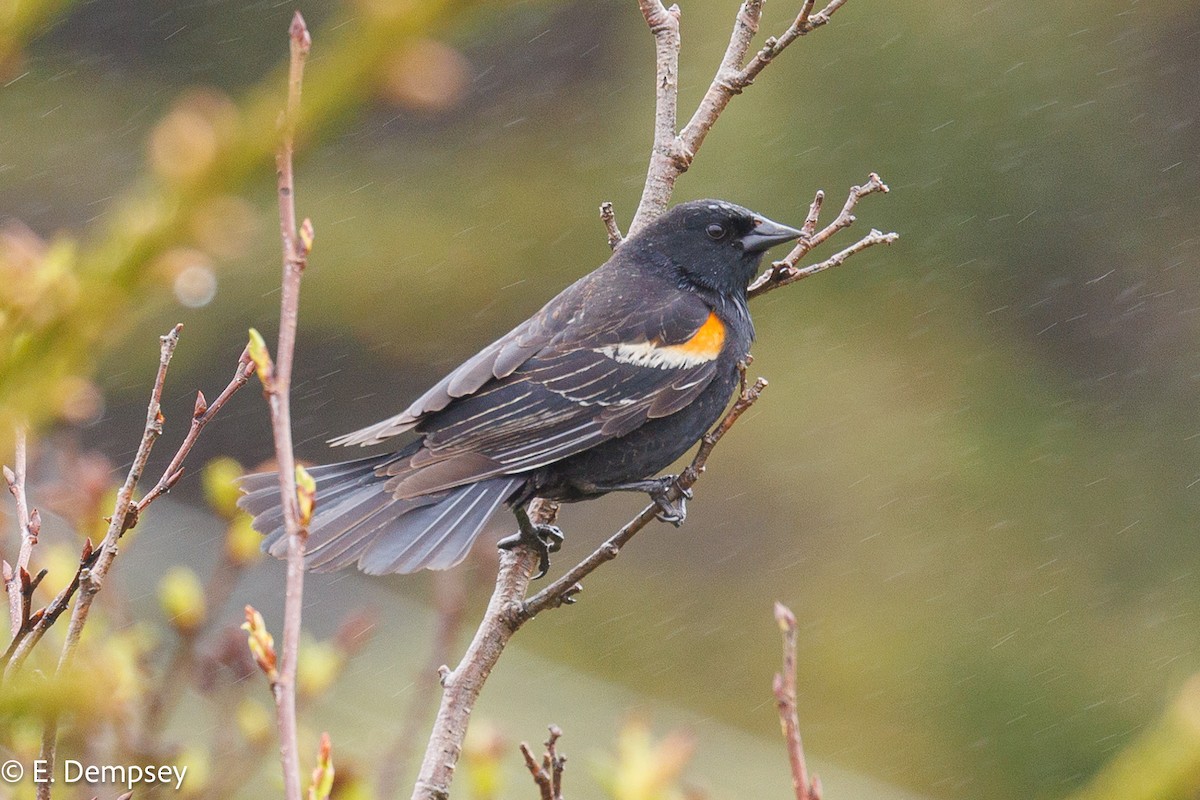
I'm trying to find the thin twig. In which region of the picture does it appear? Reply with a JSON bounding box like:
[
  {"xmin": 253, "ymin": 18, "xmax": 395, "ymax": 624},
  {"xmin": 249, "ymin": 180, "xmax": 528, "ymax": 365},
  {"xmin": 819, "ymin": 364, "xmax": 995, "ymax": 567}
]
[
  {"xmin": 773, "ymin": 602, "xmax": 821, "ymax": 800},
  {"xmin": 4, "ymin": 426, "xmax": 37, "ymax": 637},
  {"xmin": 748, "ymin": 174, "xmax": 897, "ymax": 300},
  {"xmin": 2, "ymin": 342, "xmax": 251, "ymax": 683},
  {"xmin": 599, "ymin": 202, "xmax": 624, "ymax": 249},
  {"xmin": 136, "ymin": 352, "xmax": 254, "ymax": 515},
  {"xmin": 259, "ymin": 13, "xmax": 314, "ymax": 800},
  {"xmin": 2, "ymin": 539, "xmax": 91, "ymax": 679},
  {"xmin": 740, "ymin": 0, "xmax": 850, "ymax": 85},
  {"xmin": 35, "ymin": 324, "xmax": 183, "ymax": 800},
  {"xmin": 518, "ymin": 725, "xmax": 565, "ymax": 800}
]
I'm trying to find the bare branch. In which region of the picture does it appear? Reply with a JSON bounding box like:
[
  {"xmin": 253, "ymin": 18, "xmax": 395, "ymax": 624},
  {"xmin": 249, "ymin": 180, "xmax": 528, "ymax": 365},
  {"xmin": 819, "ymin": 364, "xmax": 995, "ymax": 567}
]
[
  {"xmin": 676, "ymin": 1, "xmax": 766, "ymax": 165},
  {"xmin": 774, "ymin": 602, "xmax": 821, "ymax": 800},
  {"xmin": 4, "ymin": 426, "xmax": 35, "ymax": 637},
  {"xmin": 2, "ymin": 538, "xmax": 91, "ymax": 678},
  {"xmin": 411, "ymin": 499, "xmax": 555, "ymax": 800},
  {"xmin": 599, "ymin": 201, "xmax": 624, "ymax": 249},
  {"xmin": 740, "ymin": 0, "xmax": 851, "ymax": 85},
  {"xmin": 136, "ymin": 352, "xmax": 254, "ymax": 514},
  {"xmin": 748, "ymin": 174, "xmax": 897, "ymax": 300},
  {"xmin": 629, "ymin": 0, "xmax": 683, "ymax": 235},
  {"xmin": 34, "ymin": 324, "xmax": 183, "ymax": 800},
  {"xmin": 259, "ymin": 13, "xmax": 314, "ymax": 800},
  {"xmin": 519, "ymin": 725, "xmax": 565, "ymax": 800},
  {"xmin": 628, "ymin": 0, "xmax": 856, "ymax": 236}
]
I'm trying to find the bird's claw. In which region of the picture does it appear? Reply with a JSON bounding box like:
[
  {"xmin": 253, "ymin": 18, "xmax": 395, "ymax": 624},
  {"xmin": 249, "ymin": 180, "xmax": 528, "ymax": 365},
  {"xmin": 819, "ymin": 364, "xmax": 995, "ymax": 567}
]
[
  {"xmin": 650, "ymin": 475, "xmax": 689, "ymax": 527},
  {"xmin": 498, "ymin": 523, "xmax": 564, "ymax": 580}
]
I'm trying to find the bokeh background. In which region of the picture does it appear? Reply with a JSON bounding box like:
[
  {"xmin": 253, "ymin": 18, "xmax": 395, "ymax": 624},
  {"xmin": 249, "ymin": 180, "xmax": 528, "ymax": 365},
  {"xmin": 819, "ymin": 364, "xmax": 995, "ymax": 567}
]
[{"xmin": 2, "ymin": 0, "xmax": 1200, "ymax": 798}]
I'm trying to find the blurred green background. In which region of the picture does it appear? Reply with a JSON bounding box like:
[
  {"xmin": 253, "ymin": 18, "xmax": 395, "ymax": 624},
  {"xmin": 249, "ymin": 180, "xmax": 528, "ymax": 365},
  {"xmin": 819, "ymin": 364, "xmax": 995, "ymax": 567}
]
[{"xmin": 3, "ymin": 0, "xmax": 1200, "ymax": 798}]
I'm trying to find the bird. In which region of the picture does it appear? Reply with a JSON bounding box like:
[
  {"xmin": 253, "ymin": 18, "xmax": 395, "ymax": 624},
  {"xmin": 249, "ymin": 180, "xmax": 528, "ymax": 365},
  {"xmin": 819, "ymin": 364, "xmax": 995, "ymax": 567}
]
[{"xmin": 237, "ymin": 200, "xmax": 802, "ymax": 577}]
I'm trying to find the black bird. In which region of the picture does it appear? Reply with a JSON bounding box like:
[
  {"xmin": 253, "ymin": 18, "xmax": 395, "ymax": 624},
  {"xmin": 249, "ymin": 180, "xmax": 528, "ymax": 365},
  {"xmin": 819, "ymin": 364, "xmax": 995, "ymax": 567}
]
[{"xmin": 238, "ymin": 200, "xmax": 802, "ymax": 576}]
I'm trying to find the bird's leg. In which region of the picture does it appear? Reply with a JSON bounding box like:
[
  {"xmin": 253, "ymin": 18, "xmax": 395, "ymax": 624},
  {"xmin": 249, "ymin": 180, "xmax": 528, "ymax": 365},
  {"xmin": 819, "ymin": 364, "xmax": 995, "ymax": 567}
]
[
  {"xmin": 577, "ymin": 476, "xmax": 692, "ymax": 527},
  {"xmin": 497, "ymin": 505, "xmax": 565, "ymax": 580}
]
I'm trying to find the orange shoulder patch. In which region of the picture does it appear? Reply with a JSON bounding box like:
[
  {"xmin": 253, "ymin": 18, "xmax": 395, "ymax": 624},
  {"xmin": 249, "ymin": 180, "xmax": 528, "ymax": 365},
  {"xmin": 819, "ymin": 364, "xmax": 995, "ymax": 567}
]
[{"xmin": 668, "ymin": 311, "xmax": 725, "ymax": 358}]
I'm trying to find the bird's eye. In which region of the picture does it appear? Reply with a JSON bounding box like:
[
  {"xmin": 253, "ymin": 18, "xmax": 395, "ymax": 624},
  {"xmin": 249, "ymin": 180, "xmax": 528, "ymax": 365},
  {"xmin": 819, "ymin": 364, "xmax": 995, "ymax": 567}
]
[{"xmin": 706, "ymin": 223, "xmax": 726, "ymax": 240}]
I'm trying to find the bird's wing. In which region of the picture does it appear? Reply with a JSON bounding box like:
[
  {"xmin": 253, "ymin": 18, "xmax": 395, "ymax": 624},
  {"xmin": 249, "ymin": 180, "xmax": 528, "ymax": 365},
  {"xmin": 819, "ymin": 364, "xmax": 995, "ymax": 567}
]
[
  {"xmin": 376, "ymin": 283, "xmax": 729, "ymax": 499},
  {"xmin": 328, "ymin": 284, "xmax": 576, "ymax": 448}
]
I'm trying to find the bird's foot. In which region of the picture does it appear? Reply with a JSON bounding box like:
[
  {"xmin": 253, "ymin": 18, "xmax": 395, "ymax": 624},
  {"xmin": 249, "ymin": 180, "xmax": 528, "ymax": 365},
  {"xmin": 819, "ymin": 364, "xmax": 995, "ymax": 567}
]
[
  {"xmin": 499, "ymin": 507, "xmax": 564, "ymax": 580},
  {"xmin": 648, "ymin": 475, "xmax": 691, "ymax": 527}
]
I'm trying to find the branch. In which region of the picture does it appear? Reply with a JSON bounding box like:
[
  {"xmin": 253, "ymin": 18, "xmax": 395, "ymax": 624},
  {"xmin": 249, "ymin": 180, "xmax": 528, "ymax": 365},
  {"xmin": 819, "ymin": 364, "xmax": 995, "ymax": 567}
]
[
  {"xmin": 135, "ymin": 352, "xmax": 254, "ymax": 515},
  {"xmin": 411, "ymin": 499, "xmax": 553, "ymax": 800},
  {"xmin": 518, "ymin": 725, "xmax": 566, "ymax": 800},
  {"xmin": 34, "ymin": 324, "xmax": 182, "ymax": 800},
  {"xmin": 4, "ymin": 426, "xmax": 37, "ymax": 637},
  {"xmin": 599, "ymin": 201, "xmax": 624, "ymax": 249},
  {"xmin": 2, "ymin": 341, "xmax": 250, "ymax": 683},
  {"xmin": 629, "ymin": 0, "xmax": 682, "ymax": 235},
  {"xmin": 628, "ymin": 0, "xmax": 855, "ymax": 236},
  {"xmin": 412, "ymin": 378, "xmax": 767, "ymax": 799},
  {"xmin": 773, "ymin": 602, "xmax": 821, "ymax": 800},
  {"xmin": 748, "ymin": 173, "xmax": 898, "ymax": 300},
  {"xmin": 2, "ymin": 539, "xmax": 90, "ymax": 679},
  {"xmin": 255, "ymin": 13, "xmax": 314, "ymax": 800}
]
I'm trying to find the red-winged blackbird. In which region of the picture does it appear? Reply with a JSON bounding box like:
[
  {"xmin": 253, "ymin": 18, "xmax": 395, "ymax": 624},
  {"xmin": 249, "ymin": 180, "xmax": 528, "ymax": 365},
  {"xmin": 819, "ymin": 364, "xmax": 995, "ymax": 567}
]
[{"xmin": 238, "ymin": 200, "xmax": 801, "ymax": 575}]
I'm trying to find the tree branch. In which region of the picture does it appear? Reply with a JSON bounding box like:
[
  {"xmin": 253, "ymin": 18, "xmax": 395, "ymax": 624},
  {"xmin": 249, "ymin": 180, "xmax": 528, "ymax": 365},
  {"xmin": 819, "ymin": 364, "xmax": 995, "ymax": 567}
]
[
  {"xmin": 255, "ymin": 13, "xmax": 314, "ymax": 800},
  {"xmin": 412, "ymin": 378, "xmax": 766, "ymax": 799},
  {"xmin": 411, "ymin": 499, "xmax": 554, "ymax": 800},
  {"xmin": 628, "ymin": 0, "xmax": 856, "ymax": 236},
  {"xmin": 748, "ymin": 173, "xmax": 897, "ymax": 300},
  {"xmin": 4, "ymin": 426, "xmax": 37, "ymax": 637},
  {"xmin": 135, "ymin": 352, "xmax": 253, "ymax": 515},
  {"xmin": 411, "ymin": 3, "xmax": 894, "ymax": 797},
  {"xmin": 629, "ymin": 0, "xmax": 683, "ymax": 235},
  {"xmin": 376, "ymin": 569, "xmax": 469, "ymax": 800},
  {"xmin": 34, "ymin": 324, "xmax": 182, "ymax": 800},
  {"xmin": 599, "ymin": 201, "xmax": 624, "ymax": 249},
  {"xmin": 518, "ymin": 725, "xmax": 565, "ymax": 800},
  {"xmin": 774, "ymin": 602, "xmax": 821, "ymax": 800}
]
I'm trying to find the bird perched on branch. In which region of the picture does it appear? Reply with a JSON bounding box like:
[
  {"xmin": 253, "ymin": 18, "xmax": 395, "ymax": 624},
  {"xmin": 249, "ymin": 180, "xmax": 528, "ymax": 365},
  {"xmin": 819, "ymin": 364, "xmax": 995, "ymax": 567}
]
[{"xmin": 239, "ymin": 201, "xmax": 802, "ymax": 576}]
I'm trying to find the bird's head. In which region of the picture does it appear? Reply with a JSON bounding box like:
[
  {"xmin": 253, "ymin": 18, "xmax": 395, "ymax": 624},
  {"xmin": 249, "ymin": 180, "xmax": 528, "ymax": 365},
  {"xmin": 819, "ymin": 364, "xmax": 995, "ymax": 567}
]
[{"xmin": 631, "ymin": 199, "xmax": 803, "ymax": 297}]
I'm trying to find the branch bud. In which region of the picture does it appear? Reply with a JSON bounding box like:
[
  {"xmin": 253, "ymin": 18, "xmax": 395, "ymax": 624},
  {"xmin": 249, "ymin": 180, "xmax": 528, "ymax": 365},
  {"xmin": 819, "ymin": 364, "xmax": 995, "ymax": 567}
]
[
  {"xmin": 295, "ymin": 464, "xmax": 316, "ymax": 528},
  {"xmin": 308, "ymin": 732, "xmax": 334, "ymax": 800},
  {"xmin": 298, "ymin": 218, "xmax": 315, "ymax": 257},
  {"xmin": 247, "ymin": 328, "xmax": 274, "ymax": 387},
  {"xmin": 193, "ymin": 390, "xmax": 209, "ymax": 418},
  {"xmin": 241, "ymin": 605, "xmax": 278, "ymax": 684}
]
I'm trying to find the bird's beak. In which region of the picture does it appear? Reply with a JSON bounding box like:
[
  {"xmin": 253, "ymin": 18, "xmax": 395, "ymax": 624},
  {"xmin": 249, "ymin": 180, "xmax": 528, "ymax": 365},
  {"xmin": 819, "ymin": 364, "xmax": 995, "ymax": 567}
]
[{"xmin": 741, "ymin": 215, "xmax": 804, "ymax": 253}]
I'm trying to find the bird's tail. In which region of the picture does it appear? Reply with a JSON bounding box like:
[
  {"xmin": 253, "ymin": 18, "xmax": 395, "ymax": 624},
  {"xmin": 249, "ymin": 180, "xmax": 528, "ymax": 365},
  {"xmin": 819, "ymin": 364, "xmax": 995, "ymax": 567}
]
[{"xmin": 236, "ymin": 453, "xmax": 522, "ymax": 575}]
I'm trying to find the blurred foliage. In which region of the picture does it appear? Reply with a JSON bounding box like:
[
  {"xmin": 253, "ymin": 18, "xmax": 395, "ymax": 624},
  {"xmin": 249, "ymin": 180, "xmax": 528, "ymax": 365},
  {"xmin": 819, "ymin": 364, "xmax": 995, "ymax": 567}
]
[
  {"xmin": 1066, "ymin": 676, "xmax": 1200, "ymax": 800},
  {"xmin": 1, "ymin": 0, "xmax": 1199, "ymax": 799},
  {"xmin": 593, "ymin": 719, "xmax": 698, "ymax": 800},
  {"xmin": 0, "ymin": 0, "xmax": 483, "ymax": 453}
]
